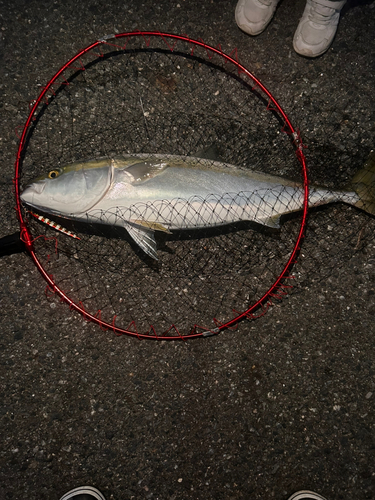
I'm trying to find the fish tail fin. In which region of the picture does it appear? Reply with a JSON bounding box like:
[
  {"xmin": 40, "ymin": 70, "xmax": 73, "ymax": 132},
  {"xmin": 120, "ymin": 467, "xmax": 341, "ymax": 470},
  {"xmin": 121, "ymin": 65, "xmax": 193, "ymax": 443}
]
[{"xmin": 349, "ymin": 151, "xmax": 375, "ymax": 216}]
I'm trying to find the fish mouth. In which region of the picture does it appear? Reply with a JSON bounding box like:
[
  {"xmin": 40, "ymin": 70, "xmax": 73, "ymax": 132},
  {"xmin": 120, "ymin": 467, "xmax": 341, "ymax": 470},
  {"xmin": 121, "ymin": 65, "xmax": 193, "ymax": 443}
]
[
  {"xmin": 20, "ymin": 182, "xmax": 46, "ymax": 207},
  {"xmin": 20, "ymin": 198, "xmax": 64, "ymax": 220}
]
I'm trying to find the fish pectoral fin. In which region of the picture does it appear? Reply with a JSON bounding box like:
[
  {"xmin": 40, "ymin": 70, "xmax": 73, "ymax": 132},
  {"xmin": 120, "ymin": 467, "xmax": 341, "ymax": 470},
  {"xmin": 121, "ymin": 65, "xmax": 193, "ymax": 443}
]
[
  {"xmin": 124, "ymin": 222, "xmax": 158, "ymax": 260},
  {"xmin": 263, "ymin": 215, "xmax": 281, "ymax": 229},
  {"xmin": 126, "ymin": 161, "xmax": 169, "ymax": 184},
  {"xmin": 133, "ymin": 219, "xmax": 172, "ymax": 234}
]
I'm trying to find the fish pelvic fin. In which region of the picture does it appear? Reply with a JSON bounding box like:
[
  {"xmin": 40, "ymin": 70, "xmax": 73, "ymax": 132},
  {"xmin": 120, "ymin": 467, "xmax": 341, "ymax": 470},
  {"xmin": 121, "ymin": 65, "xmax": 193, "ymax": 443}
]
[
  {"xmin": 349, "ymin": 151, "xmax": 375, "ymax": 216},
  {"xmin": 124, "ymin": 221, "xmax": 158, "ymax": 260}
]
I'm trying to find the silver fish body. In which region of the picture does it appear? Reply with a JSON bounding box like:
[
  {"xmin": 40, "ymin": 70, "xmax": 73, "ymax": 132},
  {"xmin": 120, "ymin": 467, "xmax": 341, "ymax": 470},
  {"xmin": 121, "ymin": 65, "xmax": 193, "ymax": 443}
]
[{"xmin": 20, "ymin": 154, "xmax": 364, "ymax": 259}]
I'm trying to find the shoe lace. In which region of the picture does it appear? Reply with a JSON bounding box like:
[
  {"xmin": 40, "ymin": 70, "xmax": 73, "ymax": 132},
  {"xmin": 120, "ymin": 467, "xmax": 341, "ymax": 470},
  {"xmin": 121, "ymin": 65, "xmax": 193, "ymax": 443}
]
[{"xmin": 309, "ymin": 1, "xmax": 337, "ymax": 25}]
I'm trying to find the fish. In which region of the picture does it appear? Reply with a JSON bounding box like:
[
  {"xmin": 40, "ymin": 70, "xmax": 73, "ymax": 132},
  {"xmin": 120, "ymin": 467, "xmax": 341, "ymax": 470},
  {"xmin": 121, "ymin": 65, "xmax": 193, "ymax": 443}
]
[{"xmin": 20, "ymin": 152, "xmax": 375, "ymax": 260}]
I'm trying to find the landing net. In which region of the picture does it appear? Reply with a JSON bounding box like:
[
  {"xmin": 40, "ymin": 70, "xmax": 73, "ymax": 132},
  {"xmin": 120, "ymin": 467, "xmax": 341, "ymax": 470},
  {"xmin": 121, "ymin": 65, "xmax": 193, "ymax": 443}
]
[{"xmin": 14, "ymin": 32, "xmax": 308, "ymax": 339}]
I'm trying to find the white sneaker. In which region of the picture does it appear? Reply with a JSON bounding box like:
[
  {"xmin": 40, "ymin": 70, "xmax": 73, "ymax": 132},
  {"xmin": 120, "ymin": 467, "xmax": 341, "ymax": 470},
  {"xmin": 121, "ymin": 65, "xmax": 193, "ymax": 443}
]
[
  {"xmin": 293, "ymin": 0, "xmax": 347, "ymax": 57},
  {"xmin": 235, "ymin": 0, "xmax": 280, "ymax": 36},
  {"xmin": 59, "ymin": 486, "xmax": 106, "ymax": 500},
  {"xmin": 287, "ymin": 491, "xmax": 328, "ymax": 500}
]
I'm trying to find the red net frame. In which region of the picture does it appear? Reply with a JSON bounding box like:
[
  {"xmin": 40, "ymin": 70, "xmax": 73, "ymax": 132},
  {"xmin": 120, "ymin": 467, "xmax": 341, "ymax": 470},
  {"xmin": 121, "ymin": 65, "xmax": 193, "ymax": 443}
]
[{"xmin": 14, "ymin": 31, "xmax": 309, "ymax": 340}]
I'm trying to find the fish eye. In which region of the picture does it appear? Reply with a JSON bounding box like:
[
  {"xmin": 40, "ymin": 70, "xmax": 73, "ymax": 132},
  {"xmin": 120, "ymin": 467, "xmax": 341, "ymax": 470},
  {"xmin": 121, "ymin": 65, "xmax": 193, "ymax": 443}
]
[{"xmin": 48, "ymin": 170, "xmax": 60, "ymax": 179}]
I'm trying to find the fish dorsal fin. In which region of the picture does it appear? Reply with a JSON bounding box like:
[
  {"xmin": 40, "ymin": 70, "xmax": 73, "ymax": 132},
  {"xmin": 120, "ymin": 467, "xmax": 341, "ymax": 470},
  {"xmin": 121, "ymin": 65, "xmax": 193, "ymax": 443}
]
[
  {"xmin": 124, "ymin": 221, "xmax": 159, "ymax": 260},
  {"xmin": 125, "ymin": 160, "xmax": 169, "ymax": 185},
  {"xmin": 194, "ymin": 145, "xmax": 222, "ymax": 162}
]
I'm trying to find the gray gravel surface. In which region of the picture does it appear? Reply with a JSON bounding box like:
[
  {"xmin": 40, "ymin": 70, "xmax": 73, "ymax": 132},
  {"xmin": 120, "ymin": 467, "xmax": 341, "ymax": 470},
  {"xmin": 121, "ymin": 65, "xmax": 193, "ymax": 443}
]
[{"xmin": 1, "ymin": 0, "xmax": 374, "ymax": 499}]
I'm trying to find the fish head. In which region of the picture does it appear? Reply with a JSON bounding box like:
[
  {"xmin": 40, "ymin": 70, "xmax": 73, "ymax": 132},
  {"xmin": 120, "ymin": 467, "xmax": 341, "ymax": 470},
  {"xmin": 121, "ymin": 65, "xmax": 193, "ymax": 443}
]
[{"xmin": 20, "ymin": 159, "xmax": 113, "ymax": 216}]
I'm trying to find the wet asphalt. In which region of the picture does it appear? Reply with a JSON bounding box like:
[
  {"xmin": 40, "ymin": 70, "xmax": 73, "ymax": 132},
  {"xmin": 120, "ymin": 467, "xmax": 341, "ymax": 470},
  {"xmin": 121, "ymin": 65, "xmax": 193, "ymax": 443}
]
[{"xmin": 0, "ymin": 0, "xmax": 374, "ymax": 499}]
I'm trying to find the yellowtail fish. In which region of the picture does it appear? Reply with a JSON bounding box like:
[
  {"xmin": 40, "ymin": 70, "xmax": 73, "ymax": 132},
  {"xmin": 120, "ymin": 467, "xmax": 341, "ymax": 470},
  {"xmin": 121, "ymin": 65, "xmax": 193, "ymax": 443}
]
[{"xmin": 20, "ymin": 153, "xmax": 375, "ymax": 259}]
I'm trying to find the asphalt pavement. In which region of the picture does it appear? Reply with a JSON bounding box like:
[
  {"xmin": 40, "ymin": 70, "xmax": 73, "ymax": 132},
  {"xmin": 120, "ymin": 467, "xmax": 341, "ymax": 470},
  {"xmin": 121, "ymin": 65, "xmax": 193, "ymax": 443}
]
[{"xmin": 0, "ymin": 0, "xmax": 374, "ymax": 499}]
